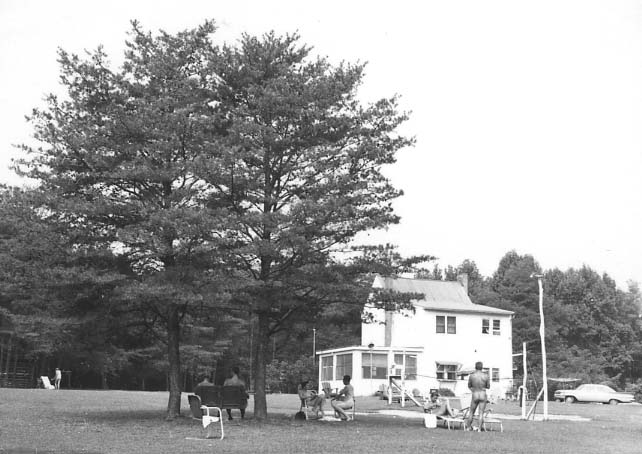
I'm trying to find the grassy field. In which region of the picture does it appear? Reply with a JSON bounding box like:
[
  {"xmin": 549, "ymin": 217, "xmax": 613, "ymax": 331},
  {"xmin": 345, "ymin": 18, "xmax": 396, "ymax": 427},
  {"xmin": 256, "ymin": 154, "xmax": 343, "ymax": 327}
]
[{"xmin": 0, "ymin": 388, "xmax": 640, "ymax": 453}]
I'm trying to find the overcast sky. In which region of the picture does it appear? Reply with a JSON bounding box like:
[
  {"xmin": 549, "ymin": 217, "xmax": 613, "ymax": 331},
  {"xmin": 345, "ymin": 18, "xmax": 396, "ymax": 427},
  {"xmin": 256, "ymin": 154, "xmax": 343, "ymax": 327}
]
[{"xmin": 1, "ymin": 0, "xmax": 641, "ymax": 288}]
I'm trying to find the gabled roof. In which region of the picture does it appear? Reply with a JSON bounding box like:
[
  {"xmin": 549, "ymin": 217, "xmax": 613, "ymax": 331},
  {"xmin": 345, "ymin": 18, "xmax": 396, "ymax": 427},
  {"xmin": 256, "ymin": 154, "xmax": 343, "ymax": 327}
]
[{"xmin": 373, "ymin": 275, "xmax": 513, "ymax": 316}]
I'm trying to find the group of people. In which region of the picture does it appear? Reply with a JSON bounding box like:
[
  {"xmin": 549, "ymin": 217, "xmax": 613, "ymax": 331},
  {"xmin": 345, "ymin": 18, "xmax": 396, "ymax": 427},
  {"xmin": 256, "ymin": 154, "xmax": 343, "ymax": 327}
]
[
  {"xmin": 195, "ymin": 361, "xmax": 489, "ymax": 427},
  {"xmin": 423, "ymin": 361, "xmax": 490, "ymax": 431},
  {"xmin": 194, "ymin": 367, "xmax": 354, "ymax": 422},
  {"xmin": 193, "ymin": 366, "xmax": 249, "ymax": 420},
  {"xmin": 298, "ymin": 374, "xmax": 354, "ymax": 421}
]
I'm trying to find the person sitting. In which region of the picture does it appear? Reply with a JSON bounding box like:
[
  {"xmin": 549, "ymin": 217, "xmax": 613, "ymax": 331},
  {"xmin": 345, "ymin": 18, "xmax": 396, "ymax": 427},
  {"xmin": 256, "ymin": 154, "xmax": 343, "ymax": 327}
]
[
  {"xmin": 193, "ymin": 374, "xmax": 215, "ymax": 398},
  {"xmin": 298, "ymin": 380, "xmax": 325, "ymax": 419},
  {"xmin": 330, "ymin": 375, "xmax": 354, "ymax": 421},
  {"xmin": 223, "ymin": 366, "xmax": 249, "ymax": 420},
  {"xmin": 423, "ymin": 390, "xmax": 459, "ymax": 417}
]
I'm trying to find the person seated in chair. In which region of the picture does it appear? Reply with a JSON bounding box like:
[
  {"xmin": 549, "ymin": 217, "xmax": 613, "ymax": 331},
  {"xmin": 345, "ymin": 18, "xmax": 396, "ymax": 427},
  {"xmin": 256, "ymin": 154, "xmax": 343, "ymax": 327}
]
[
  {"xmin": 223, "ymin": 366, "xmax": 249, "ymax": 420},
  {"xmin": 298, "ymin": 380, "xmax": 325, "ymax": 418},
  {"xmin": 423, "ymin": 390, "xmax": 459, "ymax": 417},
  {"xmin": 330, "ymin": 375, "xmax": 354, "ymax": 421},
  {"xmin": 193, "ymin": 373, "xmax": 215, "ymax": 398}
]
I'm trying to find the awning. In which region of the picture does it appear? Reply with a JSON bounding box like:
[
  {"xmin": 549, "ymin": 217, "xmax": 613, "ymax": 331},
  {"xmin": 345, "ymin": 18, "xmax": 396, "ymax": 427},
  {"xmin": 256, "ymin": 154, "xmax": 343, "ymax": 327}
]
[
  {"xmin": 435, "ymin": 361, "xmax": 462, "ymax": 367},
  {"xmin": 457, "ymin": 364, "xmax": 476, "ymax": 375}
]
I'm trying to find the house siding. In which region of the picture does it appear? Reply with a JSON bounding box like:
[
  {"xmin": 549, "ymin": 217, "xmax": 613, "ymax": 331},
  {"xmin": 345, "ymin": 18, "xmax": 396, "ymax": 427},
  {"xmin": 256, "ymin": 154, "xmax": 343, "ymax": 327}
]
[{"xmin": 321, "ymin": 276, "xmax": 514, "ymax": 399}]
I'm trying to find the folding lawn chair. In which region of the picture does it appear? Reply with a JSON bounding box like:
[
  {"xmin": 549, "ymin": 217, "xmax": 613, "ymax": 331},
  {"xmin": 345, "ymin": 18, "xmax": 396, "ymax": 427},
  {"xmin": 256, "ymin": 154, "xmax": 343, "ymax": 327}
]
[{"xmin": 187, "ymin": 394, "xmax": 224, "ymax": 440}]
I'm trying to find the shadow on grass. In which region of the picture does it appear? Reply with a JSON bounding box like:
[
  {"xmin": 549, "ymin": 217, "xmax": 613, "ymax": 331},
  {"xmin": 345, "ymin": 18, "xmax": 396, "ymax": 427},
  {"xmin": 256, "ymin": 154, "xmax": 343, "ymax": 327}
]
[{"xmin": 1, "ymin": 450, "xmax": 102, "ymax": 454}]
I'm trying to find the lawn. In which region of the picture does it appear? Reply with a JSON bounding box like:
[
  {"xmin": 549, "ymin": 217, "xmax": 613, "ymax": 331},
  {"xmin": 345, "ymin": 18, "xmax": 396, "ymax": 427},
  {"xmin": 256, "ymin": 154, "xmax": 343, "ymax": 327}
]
[{"xmin": 0, "ymin": 388, "xmax": 640, "ymax": 453}]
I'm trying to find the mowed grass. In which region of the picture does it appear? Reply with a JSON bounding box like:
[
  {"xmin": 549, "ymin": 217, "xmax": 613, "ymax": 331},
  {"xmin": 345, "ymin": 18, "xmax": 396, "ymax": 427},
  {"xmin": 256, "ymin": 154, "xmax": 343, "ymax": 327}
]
[{"xmin": 0, "ymin": 388, "xmax": 640, "ymax": 454}]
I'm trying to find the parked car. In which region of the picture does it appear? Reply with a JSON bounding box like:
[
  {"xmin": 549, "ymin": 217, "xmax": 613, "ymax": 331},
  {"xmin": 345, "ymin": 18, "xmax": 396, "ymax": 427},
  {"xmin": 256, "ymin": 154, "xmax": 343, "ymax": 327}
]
[{"xmin": 554, "ymin": 384, "xmax": 635, "ymax": 404}]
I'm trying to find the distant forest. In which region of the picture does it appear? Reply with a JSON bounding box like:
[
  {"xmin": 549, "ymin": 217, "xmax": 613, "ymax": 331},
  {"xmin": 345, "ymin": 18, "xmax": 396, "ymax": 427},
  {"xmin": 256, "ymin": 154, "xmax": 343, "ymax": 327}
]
[{"xmin": 2, "ymin": 215, "xmax": 640, "ymax": 396}]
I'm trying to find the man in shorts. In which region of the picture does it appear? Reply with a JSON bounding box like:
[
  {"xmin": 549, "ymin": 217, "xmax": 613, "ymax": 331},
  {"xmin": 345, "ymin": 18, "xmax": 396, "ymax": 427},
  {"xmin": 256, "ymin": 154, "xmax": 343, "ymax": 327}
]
[{"xmin": 465, "ymin": 361, "xmax": 490, "ymax": 431}]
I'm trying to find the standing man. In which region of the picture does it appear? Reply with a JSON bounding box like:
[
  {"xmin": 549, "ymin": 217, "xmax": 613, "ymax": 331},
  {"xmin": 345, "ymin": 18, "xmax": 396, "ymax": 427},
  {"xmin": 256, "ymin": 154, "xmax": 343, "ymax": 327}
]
[
  {"xmin": 54, "ymin": 368, "xmax": 62, "ymax": 390},
  {"xmin": 465, "ymin": 361, "xmax": 490, "ymax": 431}
]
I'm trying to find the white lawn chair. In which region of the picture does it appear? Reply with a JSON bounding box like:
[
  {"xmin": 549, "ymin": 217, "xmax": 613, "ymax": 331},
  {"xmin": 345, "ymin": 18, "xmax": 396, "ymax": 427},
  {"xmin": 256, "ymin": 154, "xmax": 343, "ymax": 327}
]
[
  {"xmin": 187, "ymin": 394, "xmax": 224, "ymax": 440},
  {"xmin": 40, "ymin": 376, "xmax": 55, "ymax": 390}
]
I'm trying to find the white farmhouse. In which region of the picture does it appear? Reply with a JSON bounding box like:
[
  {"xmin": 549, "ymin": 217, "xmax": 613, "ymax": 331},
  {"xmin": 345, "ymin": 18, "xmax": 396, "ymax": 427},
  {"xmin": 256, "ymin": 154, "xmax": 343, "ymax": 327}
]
[{"xmin": 317, "ymin": 275, "xmax": 514, "ymax": 400}]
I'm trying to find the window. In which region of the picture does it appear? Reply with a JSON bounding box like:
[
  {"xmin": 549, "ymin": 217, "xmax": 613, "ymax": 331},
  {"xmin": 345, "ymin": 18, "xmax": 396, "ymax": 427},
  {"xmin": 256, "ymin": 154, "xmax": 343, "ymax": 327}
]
[
  {"xmin": 482, "ymin": 319, "xmax": 489, "ymax": 334},
  {"xmin": 362, "ymin": 353, "xmax": 387, "ymax": 379},
  {"xmin": 393, "ymin": 353, "xmax": 418, "ymax": 380},
  {"xmin": 436, "ymin": 316, "xmax": 445, "ymax": 333},
  {"xmin": 492, "ymin": 368, "xmax": 500, "ymax": 382},
  {"xmin": 447, "ymin": 316, "xmax": 456, "ymax": 334},
  {"xmin": 335, "ymin": 353, "xmax": 352, "ymax": 380},
  {"xmin": 436, "ymin": 363, "xmax": 458, "ymax": 380},
  {"xmin": 493, "ymin": 319, "xmax": 501, "ymax": 335},
  {"xmin": 321, "ymin": 356, "xmax": 333, "ymax": 381},
  {"xmin": 436, "ymin": 316, "xmax": 456, "ymax": 334}
]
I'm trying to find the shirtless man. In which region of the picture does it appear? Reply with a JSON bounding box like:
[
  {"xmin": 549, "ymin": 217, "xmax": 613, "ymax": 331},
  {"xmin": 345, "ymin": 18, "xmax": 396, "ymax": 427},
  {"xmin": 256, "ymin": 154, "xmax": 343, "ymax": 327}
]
[{"xmin": 465, "ymin": 361, "xmax": 490, "ymax": 431}]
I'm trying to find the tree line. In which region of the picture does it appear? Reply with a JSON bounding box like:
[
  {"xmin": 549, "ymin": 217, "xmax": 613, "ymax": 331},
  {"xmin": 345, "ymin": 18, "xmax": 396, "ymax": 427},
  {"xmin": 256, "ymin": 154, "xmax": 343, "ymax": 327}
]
[{"xmin": 421, "ymin": 253, "xmax": 642, "ymax": 394}]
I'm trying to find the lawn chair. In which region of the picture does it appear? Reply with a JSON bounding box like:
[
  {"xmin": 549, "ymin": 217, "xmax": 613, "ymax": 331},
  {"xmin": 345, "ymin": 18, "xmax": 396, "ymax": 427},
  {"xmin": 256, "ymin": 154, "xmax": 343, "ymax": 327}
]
[
  {"xmin": 321, "ymin": 382, "xmax": 333, "ymax": 397},
  {"xmin": 298, "ymin": 396, "xmax": 310, "ymax": 419},
  {"xmin": 297, "ymin": 383, "xmax": 314, "ymax": 419},
  {"xmin": 477, "ymin": 408, "xmax": 503, "ymax": 432},
  {"xmin": 330, "ymin": 396, "xmax": 356, "ymax": 421},
  {"xmin": 440, "ymin": 404, "xmax": 502, "ymax": 432},
  {"xmin": 426, "ymin": 397, "xmax": 467, "ymax": 430},
  {"xmin": 188, "ymin": 394, "xmax": 224, "ymax": 440},
  {"xmin": 40, "ymin": 376, "xmax": 55, "ymax": 390}
]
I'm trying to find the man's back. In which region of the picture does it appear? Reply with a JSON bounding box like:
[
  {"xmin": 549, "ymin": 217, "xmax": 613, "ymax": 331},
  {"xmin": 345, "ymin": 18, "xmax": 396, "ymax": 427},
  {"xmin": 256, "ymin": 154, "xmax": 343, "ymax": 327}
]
[
  {"xmin": 468, "ymin": 370, "xmax": 490, "ymax": 392},
  {"xmin": 224, "ymin": 375, "xmax": 245, "ymax": 387},
  {"xmin": 194, "ymin": 379, "xmax": 215, "ymax": 396}
]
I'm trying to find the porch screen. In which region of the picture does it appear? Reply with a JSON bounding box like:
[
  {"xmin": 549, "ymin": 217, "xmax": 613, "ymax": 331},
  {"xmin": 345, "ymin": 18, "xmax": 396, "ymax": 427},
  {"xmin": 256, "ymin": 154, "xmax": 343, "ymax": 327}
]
[
  {"xmin": 335, "ymin": 353, "xmax": 352, "ymax": 380},
  {"xmin": 362, "ymin": 353, "xmax": 387, "ymax": 379},
  {"xmin": 321, "ymin": 356, "xmax": 333, "ymax": 381},
  {"xmin": 393, "ymin": 353, "xmax": 417, "ymax": 380}
]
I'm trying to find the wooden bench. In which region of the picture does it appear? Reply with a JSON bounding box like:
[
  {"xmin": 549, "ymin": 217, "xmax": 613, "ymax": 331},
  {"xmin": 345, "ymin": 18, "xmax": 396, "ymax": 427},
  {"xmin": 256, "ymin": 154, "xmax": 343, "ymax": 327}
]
[{"xmin": 189, "ymin": 385, "xmax": 249, "ymax": 416}]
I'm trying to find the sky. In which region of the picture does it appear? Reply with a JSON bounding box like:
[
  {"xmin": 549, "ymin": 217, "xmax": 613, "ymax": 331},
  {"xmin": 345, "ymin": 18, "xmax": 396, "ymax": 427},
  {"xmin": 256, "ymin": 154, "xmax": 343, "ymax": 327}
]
[{"xmin": 1, "ymin": 0, "xmax": 641, "ymax": 289}]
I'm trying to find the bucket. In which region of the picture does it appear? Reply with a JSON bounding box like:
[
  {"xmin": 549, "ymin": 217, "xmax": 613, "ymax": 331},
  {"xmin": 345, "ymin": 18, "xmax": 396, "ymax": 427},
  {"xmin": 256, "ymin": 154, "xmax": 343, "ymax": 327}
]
[{"xmin": 424, "ymin": 413, "xmax": 437, "ymax": 428}]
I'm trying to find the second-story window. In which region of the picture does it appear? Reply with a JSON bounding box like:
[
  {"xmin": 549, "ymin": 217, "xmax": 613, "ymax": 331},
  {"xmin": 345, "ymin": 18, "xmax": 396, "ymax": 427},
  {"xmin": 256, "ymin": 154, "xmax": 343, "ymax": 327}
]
[
  {"xmin": 482, "ymin": 319, "xmax": 489, "ymax": 334},
  {"xmin": 493, "ymin": 319, "xmax": 501, "ymax": 335},
  {"xmin": 447, "ymin": 316, "xmax": 456, "ymax": 334},
  {"xmin": 436, "ymin": 315, "xmax": 457, "ymax": 334}
]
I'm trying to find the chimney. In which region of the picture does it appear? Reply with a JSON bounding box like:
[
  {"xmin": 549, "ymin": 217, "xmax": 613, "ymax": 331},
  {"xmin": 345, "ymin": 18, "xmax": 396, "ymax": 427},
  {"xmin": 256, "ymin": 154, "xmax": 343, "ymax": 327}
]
[{"xmin": 457, "ymin": 273, "xmax": 469, "ymax": 295}]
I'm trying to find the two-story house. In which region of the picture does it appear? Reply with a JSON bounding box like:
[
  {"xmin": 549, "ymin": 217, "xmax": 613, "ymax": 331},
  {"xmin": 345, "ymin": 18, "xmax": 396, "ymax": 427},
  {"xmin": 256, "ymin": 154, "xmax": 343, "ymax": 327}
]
[{"xmin": 316, "ymin": 275, "xmax": 514, "ymax": 400}]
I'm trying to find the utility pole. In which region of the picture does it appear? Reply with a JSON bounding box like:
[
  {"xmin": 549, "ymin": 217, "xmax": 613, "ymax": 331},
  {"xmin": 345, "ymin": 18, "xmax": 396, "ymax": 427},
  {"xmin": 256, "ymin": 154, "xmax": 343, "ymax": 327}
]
[{"xmin": 534, "ymin": 274, "xmax": 549, "ymax": 420}]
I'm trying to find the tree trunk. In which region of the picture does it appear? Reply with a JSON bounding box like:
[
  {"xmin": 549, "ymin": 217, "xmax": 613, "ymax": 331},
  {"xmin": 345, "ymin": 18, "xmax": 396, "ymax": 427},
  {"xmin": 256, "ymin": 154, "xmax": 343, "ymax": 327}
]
[
  {"xmin": 253, "ymin": 313, "xmax": 270, "ymax": 420},
  {"xmin": 4, "ymin": 335, "xmax": 12, "ymax": 376},
  {"xmin": 166, "ymin": 304, "xmax": 182, "ymax": 419}
]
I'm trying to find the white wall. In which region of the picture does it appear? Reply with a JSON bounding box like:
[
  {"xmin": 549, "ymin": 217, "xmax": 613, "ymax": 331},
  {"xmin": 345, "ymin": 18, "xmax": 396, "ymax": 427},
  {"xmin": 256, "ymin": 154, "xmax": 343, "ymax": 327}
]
[{"xmin": 361, "ymin": 305, "xmax": 514, "ymax": 398}]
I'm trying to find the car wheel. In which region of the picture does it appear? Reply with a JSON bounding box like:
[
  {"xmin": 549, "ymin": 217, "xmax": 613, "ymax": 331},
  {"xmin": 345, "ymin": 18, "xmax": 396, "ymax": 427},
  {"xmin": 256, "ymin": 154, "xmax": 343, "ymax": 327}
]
[
  {"xmin": 565, "ymin": 396, "xmax": 576, "ymax": 404},
  {"xmin": 608, "ymin": 399, "xmax": 619, "ymax": 405}
]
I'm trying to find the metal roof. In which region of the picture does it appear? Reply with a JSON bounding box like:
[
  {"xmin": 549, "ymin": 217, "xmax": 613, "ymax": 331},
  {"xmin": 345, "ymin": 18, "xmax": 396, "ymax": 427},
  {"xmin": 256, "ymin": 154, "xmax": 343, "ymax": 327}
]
[{"xmin": 374, "ymin": 275, "xmax": 513, "ymax": 316}]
